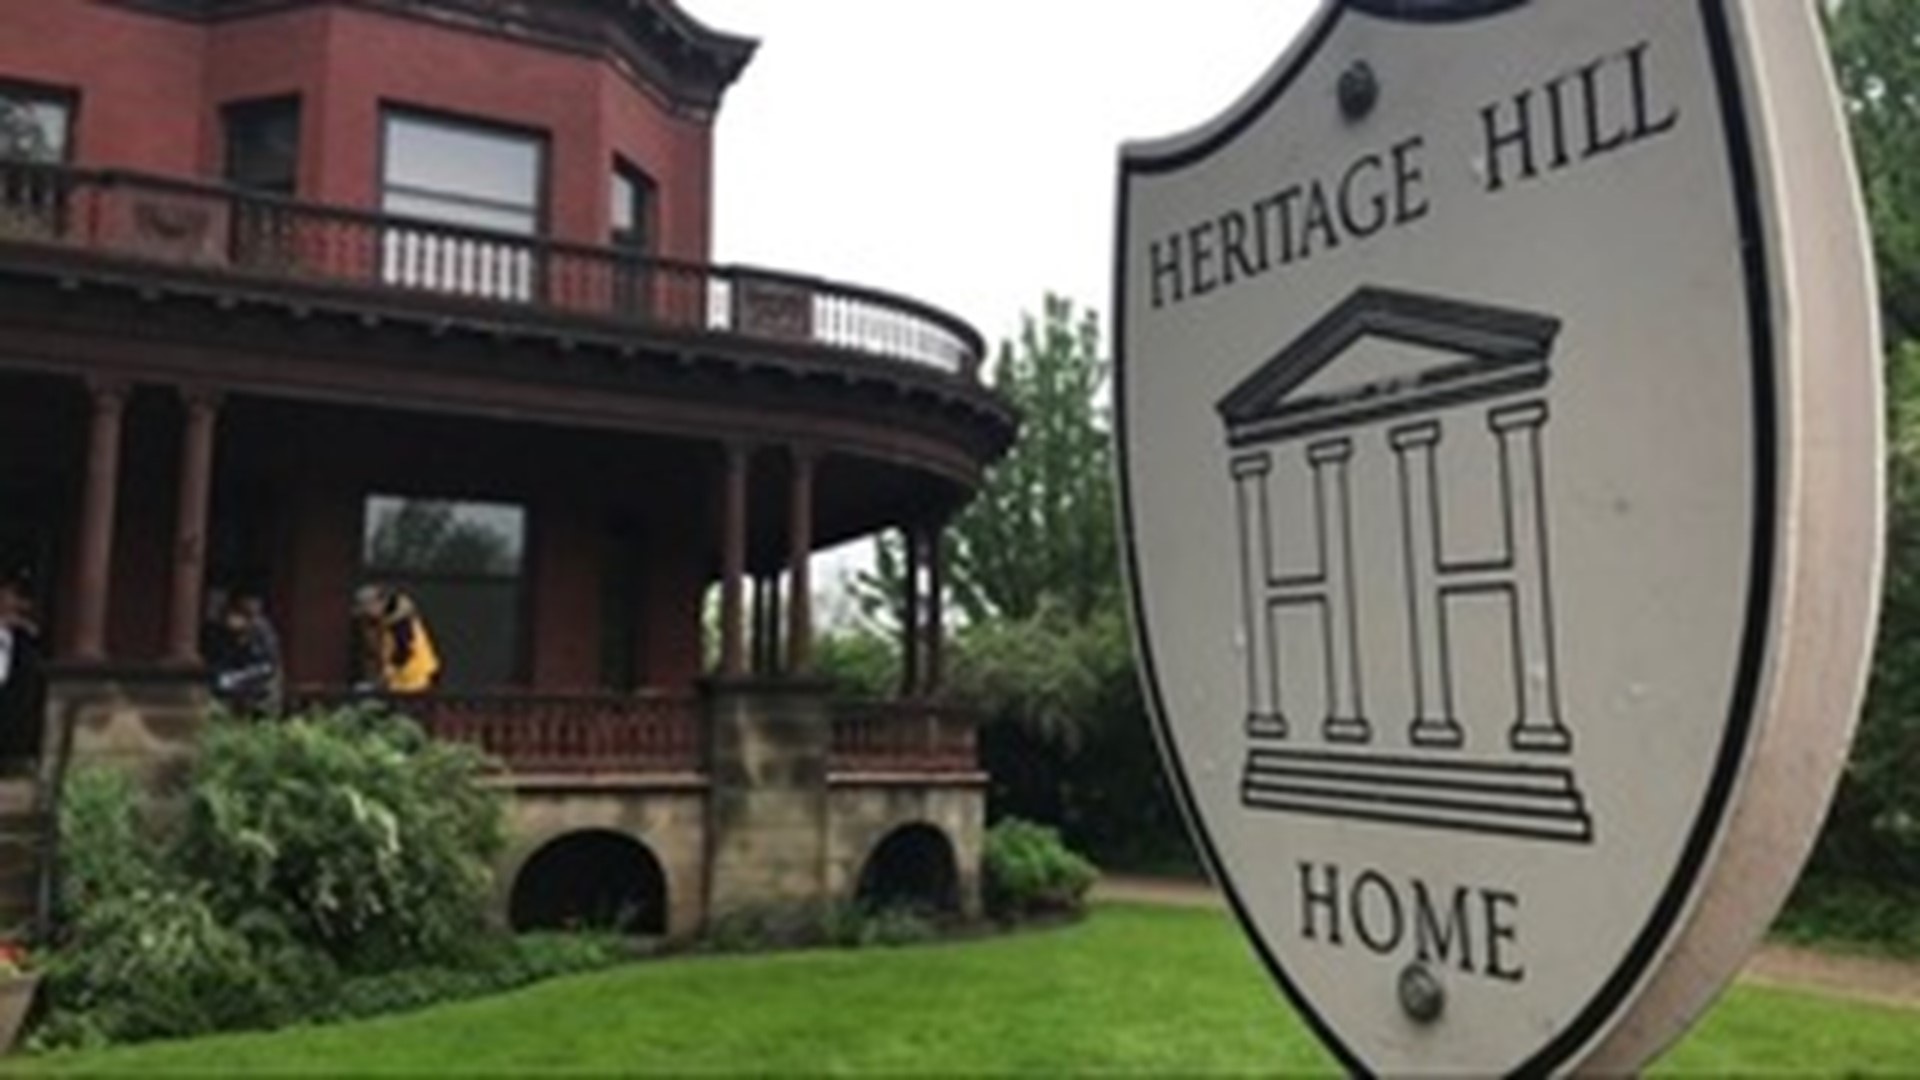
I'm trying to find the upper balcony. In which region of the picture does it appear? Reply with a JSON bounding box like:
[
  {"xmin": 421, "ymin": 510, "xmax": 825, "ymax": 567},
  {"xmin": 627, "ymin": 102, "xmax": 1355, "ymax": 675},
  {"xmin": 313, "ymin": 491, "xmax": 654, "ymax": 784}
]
[
  {"xmin": 0, "ymin": 159, "xmax": 986, "ymax": 377},
  {"xmin": 0, "ymin": 160, "xmax": 1014, "ymax": 493}
]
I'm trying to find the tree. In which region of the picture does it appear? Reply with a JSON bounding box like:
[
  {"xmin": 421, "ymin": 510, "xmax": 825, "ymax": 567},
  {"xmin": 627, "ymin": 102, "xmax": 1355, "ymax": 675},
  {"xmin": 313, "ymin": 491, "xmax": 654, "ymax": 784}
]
[
  {"xmin": 1820, "ymin": 340, "xmax": 1920, "ymax": 884},
  {"xmin": 1810, "ymin": 1, "xmax": 1920, "ymax": 888},
  {"xmin": 847, "ymin": 294, "xmax": 1193, "ymax": 871},
  {"xmin": 1828, "ymin": 0, "xmax": 1920, "ymax": 343},
  {"xmin": 953, "ymin": 294, "xmax": 1117, "ymax": 624},
  {"xmin": 856, "ymin": 294, "xmax": 1117, "ymax": 627}
]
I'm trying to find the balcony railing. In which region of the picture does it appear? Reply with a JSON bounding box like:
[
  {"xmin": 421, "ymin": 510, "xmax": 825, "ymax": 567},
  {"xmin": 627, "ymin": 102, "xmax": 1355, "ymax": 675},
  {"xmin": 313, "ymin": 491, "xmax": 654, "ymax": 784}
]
[
  {"xmin": 830, "ymin": 700, "xmax": 979, "ymax": 775},
  {"xmin": 0, "ymin": 161, "xmax": 986, "ymax": 379},
  {"xmin": 292, "ymin": 690, "xmax": 705, "ymax": 775}
]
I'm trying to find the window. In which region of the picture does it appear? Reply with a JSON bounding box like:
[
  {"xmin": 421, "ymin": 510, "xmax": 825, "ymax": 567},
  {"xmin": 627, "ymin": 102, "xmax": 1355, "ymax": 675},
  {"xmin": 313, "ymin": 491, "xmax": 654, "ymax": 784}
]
[
  {"xmin": 362, "ymin": 495, "xmax": 527, "ymax": 690},
  {"xmin": 224, "ymin": 97, "xmax": 301, "ymax": 195},
  {"xmin": 224, "ymin": 97, "xmax": 302, "ymax": 269},
  {"xmin": 610, "ymin": 161, "xmax": 656, "ymax": 314},
  {"xmin": 0, "ymin": 83, "xmax": 74, "ymax": 239},
  {"xmin": 0, "ymin": 82, "xmax": 73, "ymax": 164},
  {"xmin": 610, "ymin": 161, "xmax": 655, "ymax": 253},
  {"xmin": 380, "ymin": 109, "xmax": 545, "ymax": 298},
  {"xmin": 383, "ymin": 110, "xmax": 543, "ymax": 234}
]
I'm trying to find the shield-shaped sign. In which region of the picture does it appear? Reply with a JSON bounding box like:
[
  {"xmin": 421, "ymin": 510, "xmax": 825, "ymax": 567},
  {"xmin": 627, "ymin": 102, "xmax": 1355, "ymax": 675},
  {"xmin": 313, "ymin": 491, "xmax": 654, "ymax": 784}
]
[{"xmin": 1116, "ymin": 1, "xmax": 1881, "ymax": 1074}]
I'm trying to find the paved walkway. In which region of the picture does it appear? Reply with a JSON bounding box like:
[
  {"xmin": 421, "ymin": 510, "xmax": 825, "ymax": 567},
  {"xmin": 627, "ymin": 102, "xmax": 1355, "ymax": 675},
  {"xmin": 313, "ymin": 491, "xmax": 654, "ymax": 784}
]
[{"xmin": 1096, "ymin": 876, "xmax": 1920, "ymax": 1010}]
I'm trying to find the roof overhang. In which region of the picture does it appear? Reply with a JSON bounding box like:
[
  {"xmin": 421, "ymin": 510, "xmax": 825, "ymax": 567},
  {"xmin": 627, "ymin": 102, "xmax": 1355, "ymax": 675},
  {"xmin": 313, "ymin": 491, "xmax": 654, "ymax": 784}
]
[{"xmin": 99, "ymin": 0, "xmax": 759, "ymax": 113}]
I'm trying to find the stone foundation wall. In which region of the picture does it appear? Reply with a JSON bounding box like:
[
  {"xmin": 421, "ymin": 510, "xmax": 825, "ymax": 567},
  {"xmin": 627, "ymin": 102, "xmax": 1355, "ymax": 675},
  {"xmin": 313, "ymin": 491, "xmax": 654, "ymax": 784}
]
[
  {"xmin": 702, "ymin": 680, "xmax": 831, "ymax": 918},
  {"xmin": 35, "ymin": 671, "xmax": 988, "ymax": 936},
  {"xmin": 47, "ymin": 668, "xmax": 210, "ymax": 797},
  {"xmin": 826, "ymin": 777, "xmax": 986, "ymax": 919},
  {"xmin": 497, "ymin": 780, "xmax": 709, "ymax": 938}
]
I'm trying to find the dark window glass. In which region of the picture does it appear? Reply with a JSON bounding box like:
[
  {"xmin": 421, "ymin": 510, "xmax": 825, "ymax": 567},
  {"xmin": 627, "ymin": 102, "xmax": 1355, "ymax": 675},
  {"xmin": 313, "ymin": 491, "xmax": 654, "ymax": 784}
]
[
  {"xmin": 610, "ymin": 162, "xmax": 656, "ymax": 315},
  {"xmin": 0, "ymin": 84, "xmax": 73, "ymax": 164},
  {"xmin": 362, "ymin": 496, "xmax": 527, "ymax": 689},
  {"xmin": 224, "ymin": 97, "xmax": 301, "ymax": 195},
  {"xmin": 611, "ymin": 162, "xmax": 655, "ymax": 252},
  {"xmin": 382, "ymin": 111, "xmax": 542, "ymax": 235},
  {"xmin": 599, "ymin": 515, "xmax": 641, "ymax": 692}
]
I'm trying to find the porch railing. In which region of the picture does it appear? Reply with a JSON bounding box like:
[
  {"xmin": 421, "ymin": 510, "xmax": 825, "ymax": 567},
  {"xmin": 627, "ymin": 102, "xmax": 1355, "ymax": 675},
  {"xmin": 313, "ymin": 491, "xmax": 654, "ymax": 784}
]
[
  {"xmin": 292, "ymin": 690, "xmax": 704, "ymax": 775},
  {"xmin": 285, "ymin": 689, "xmax": 978, "ymax": 776},
  {"xmin": 830, "ymin": 700, "xmax": 979, "ymax": 775},
  {"xmin": 0, "ymin": 160, "xmax": 986, "ymax": 379}
]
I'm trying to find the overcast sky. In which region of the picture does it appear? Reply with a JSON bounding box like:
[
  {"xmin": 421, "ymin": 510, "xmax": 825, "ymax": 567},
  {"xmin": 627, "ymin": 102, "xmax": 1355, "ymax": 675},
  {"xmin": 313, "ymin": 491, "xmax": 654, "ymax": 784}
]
[
  {"xmin": 682, "ymin": 1, "xmax": 1320, "ymax": 603},
  {"xmin": 687, "ymin": 0, "xmax": 1319, "ymax": 347}
]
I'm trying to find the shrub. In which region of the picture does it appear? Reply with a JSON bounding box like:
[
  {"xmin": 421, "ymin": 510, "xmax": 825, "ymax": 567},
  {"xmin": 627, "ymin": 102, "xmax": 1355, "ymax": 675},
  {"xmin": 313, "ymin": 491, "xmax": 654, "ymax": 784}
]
[
  {"xmin": 33, "ymin": 924, "xmax": 627, "ymax": 1050},
  {"xmin": 172, "ymin": 706, "xmax": 506, "ymax": 972},
  {"xmin": 34, "ymin": 706, "xmax": 529, "ymax": 1050},
  {"xmin": 699, "ymin": 900, "xmax": 942, "ymax": 954},
  {"xmin": 311, "ymin": 933, "xmax": 630, "ymax": 1026},
  {"xmin": 496, "ymin": 931, "xmax": 639, "ymax": 979},
  {"xmin": 856, "ymin": 904, "xmax": 939, "ymax": 948},
  {"xmin": 54, "ymin": 766, "xmax": 156, "ymax": 922},
  {"xmin": 1775, "ymin": 875, "xmax": 1920, "ymax": 958},
  {"xmin": 37, "ymin": 885, "xmax": 325, "ymax": 1045},
  {"xmin": 983, "ymin": 818, "xmax": 1098, "ymax": 921},
  {"xmin": 812, "ymin": 630, "xmax": 901, "ymax": 700},
  {"xmin": 701, "ymin": 902, "xmax": 825, "ymax": 954},
  {"xmin": 950, "ymin": 604, "xmax": 1195, "ymax": 877}
]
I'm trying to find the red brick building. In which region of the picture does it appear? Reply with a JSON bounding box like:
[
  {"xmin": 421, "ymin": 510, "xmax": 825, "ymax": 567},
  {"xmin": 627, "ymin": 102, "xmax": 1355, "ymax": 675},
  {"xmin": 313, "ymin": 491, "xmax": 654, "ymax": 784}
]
[{"xmin": 0, "ymin": 0, "xmax": 1014, "ymax": 934}]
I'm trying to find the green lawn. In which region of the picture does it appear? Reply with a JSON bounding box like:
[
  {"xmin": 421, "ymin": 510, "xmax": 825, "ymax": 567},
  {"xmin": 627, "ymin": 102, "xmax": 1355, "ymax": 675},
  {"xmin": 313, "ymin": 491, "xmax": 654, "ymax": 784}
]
[{"xmin": 21, "ymin": 904, "xmax": 1920, "ymax": 1076}]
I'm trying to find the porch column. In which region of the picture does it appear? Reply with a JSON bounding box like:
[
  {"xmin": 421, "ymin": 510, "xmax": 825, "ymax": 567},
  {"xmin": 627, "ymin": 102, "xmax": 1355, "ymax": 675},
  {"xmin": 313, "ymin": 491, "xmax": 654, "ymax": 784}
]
[
  {"xmin": 765, "ymin": 573, "xmax": 782, "ymax": 677},
  {"xmin": 166, "ymin": 388, "xmax": 222, "ymax": 664},
  {"xmin": 926, "ymin": 521, "xmax": 947, "ymax": 695},
  {"xmin": 718, "ymin": 442, "xmax": 750, "ymax": 678},
  {"xmin": 749, "ymin": 574, "xmax": 767, "ymax": 674},
  {"xmin": 721, "ymin": 441, "xmax": 756, "ymax": 676},
  {"xmin": 785, "ymin": 448, "xmax": 816, "ymax": 675},
  {"xmin": 900, "ymin": 524, "xmax": 922, "ymax": 697},
  {"xmin": 69, "ymin": 379, "xmax": 129, "ymax": 661}
]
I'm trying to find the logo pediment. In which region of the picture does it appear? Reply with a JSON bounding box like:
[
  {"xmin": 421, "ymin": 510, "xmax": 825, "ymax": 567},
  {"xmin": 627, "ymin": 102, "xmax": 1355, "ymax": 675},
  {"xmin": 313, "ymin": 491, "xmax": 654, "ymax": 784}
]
[{"xmin": 1217, "ymin": 287, "xmax": 1561, "ymax": 447}]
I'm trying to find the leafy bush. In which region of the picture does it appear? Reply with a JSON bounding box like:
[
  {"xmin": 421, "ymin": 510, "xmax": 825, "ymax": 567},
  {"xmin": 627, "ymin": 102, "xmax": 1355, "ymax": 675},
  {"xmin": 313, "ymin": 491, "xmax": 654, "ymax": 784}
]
[
  {"xmin": 172, "ymin": 706, "xmax": 505, "ymax": 972},
  {"xmin": 33, "ymin": 922, "xmax": 627, "ymax": 1051},
  {"xmin": 54, "ymin": 766, "xmax": 156, "ymax": 922},
  {"xmin": 700, "ymin": 900, "xmax": 941, "ymax": 954},
  {"xmin": 34, "ymin": 707, "xmax": 528, "ymax": 1050},
  {"xmin": 701, "ymin": 902, "xmax": 830, "ymax": 954},
  {"xmin": 947, "ymin": 604, "xmax": 1194, "ymax": 876},
  {"xmin": 1775, "ymin": 876, "xmax": 1920, "ymax": 958},
  {"xmin": 982, "ymin": 818, "xmax": 1097, "ymax": 922},
  {"xmin": 37, "ymin": 885, "xmax": 327, "ymax": 1045},
  {"xmin": 855, "ymin": 905, "xmax": 940, "ymax": 947},
  {"xmin": 812, "ymin": 630, "xmax": 901, "ymax": 700},
  {"xmin": 310, "ymin": 933, "xmax": 631, "ymax": 1025}
]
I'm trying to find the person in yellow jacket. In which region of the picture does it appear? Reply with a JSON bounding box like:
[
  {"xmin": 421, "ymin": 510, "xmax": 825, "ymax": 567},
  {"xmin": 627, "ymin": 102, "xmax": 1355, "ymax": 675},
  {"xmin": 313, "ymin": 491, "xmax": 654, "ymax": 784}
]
[{"xmin": 353, "ymin": 584, "xmax": 440, "ymax": 693}]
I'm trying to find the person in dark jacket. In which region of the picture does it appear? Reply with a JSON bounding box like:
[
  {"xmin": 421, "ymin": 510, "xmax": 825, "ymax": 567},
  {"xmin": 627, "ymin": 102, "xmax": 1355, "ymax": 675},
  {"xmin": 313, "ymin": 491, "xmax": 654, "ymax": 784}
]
[
  {"xmin": 208, "ymin": 591, "xmax": 284, "ymax": 716},
  {"xmin": 0, "ymin": 567, "xmax": 46, "ymax": 769}
]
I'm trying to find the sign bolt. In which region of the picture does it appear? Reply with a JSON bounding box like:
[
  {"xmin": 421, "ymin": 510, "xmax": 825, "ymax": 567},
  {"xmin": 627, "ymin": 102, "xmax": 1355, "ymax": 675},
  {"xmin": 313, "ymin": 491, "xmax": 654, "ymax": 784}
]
[
  {"xmin": 1398, "ymin": 963, "xmax": 1445, "ymax": 1025},
  {"xmin": 1338, "ymin": 61, "xmax": 1379, "ymax": 121}
]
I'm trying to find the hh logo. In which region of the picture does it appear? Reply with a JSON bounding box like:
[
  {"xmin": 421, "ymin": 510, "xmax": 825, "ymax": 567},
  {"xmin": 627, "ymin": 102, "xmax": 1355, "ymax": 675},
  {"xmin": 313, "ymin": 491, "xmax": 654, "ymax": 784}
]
[{"xmin": 1217, "ymin": 287, "xmax": 1591, "ymax": 844}]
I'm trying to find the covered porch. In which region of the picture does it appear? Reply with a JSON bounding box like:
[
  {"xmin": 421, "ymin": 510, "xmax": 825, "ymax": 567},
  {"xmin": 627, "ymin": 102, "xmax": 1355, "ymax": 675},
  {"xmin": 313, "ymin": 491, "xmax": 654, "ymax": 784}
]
[
  {"xmin": 0, "ymin": 165, "xmax": 1014, "ymax": 785},
  {"xmin": 0, "ymin": 372, "xmax": 974, "ymax": 778}
]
